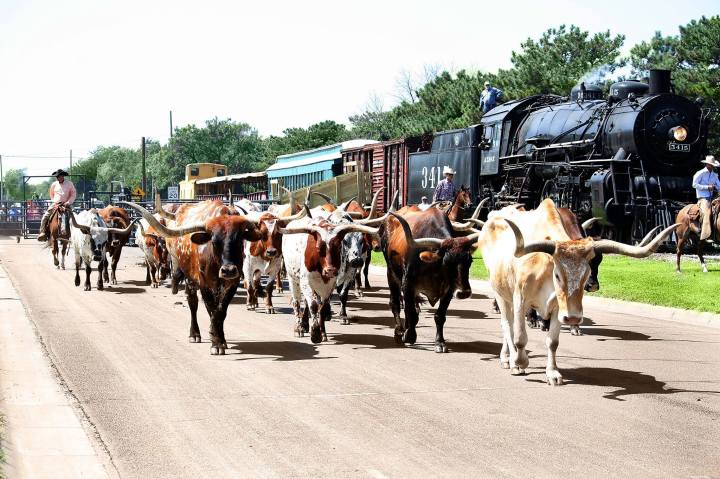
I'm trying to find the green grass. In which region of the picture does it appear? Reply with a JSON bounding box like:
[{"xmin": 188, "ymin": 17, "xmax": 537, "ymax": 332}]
[{"xmin": 371, "ymin": 252, "xmax": 720, "ymax": 314}]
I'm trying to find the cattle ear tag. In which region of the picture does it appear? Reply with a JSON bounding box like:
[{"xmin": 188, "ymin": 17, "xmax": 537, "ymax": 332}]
[
  {"xmin": 419, "ymin": 251, "xmax": 441, "ymax": 263},
  {"xmin": 190, "ymin": 232, "xmax": 212, "ymax": 245}
]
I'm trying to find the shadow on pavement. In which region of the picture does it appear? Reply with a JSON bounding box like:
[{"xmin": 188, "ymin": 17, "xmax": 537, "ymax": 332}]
[
  {"xmin": 582, "ymin": 328, "xmax": 657, "ymax": 341},
  {"xmin": 229, "ymin": 341, "xmax": 332, "ymax": 361},
  {"xmin": 107, "ymin": 286, "xmax": 146, "ymax": 294},
  {"xmin": 330, "ymin": 332, "xmax": 399, "ymax": 349},
  {"xmin": 445, "ymin": 308, "xmax": 488, "ymax": 320},
  {"xmin": 528, "ymin": 367, "xmax": 720, "ymax": 401},
  {"xmin": 448, "ymin": 339, "xmax": 502, "ymax": 356}
]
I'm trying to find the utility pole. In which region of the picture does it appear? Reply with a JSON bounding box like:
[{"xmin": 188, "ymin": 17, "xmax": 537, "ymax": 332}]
[
  {"xmin": 169, "ymin": 111, "xmax": 173, "ymax": 138},
  {"xmin": 141, "ymin": 137, "xmax": 147, "ymax": 200},
  {"xmin": 69, "ymin": 149, "xmax": 73, "ymax": 174},
  {"xmin": 0, "ymin": 154, "xmax": 3, "ymax": 203}
]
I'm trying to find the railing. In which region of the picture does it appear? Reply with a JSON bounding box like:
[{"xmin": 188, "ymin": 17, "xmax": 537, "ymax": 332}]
[{"xmin": 196, "ymin": 191, "xmax": 268, "ymax": 202}]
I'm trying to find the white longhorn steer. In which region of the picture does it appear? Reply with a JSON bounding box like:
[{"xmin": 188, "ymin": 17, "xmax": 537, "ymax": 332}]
[
  {"xmin": 70, "ymin": 209, "xmax": 136, "ymax": 291},
  {"xmin": 478, "ymin": 199, "xmax": 678, "ymax": 385}
]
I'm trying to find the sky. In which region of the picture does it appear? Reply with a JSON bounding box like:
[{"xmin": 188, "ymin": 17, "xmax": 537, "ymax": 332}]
[{"xmin": 0, "ymin": 0, "xmax": 718, "ymax": 177}]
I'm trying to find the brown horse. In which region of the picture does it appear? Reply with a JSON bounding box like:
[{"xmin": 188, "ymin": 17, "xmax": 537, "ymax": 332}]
[
  {"xmin": 446, "ymin": 184, "xmax": 473, "ymax": 222},
  {"xmin": 675, "ymin": 198, "xmax": 720, "ymax": 273},
  {"xmin": 47, "ymin": 205, "xmax": 71, "ymax": 269}
]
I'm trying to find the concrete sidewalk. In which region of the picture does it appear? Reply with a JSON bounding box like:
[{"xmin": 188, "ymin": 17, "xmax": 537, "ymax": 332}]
[
  {"xmin": 368, "ymin": 265, "xmax": 720, "ymax": 328},
  {"xmin": 0, "ymin": 265, "xmax": 115, "ymax": 478}
]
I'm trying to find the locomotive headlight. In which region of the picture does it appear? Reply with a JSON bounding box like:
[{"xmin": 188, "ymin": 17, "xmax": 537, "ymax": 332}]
[{"xmin": 669, "ymin": 126, "xmax": 688, "ymax": 142}]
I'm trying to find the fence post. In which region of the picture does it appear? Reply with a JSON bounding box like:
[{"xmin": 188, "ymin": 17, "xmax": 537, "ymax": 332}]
[{"xmin": 334, "ymin": 177, "xmax": 340, "ymax": 203}]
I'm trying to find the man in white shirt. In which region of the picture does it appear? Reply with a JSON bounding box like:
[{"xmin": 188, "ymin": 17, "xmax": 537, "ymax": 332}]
[
  {"xmin": 692, "ymin": 155, "xmax": 720, "ymax": 241},
  {"xmin": 37, "ymin": 169, "xmax": 77, "ymax": 241}
]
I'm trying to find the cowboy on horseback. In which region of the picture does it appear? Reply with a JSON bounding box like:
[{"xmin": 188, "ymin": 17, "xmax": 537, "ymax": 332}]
[{"xmin": 37, "ymin": 169, "xmax": 76, "ymax": 242}]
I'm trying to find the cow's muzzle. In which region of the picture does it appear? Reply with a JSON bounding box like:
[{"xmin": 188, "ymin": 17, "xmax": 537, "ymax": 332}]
[
  {"xmin": 219, "ymin": 264, "xmax": 240, "ymax": 280},
  {"xmin": 322, "ymin": 266, "xmax": 338, "ymax": 278},
  {"xmin": 111, "ymin": 239, "xmax": 121, "ymax": 248},
  {"xmin": 349, "ymin": 257, "xmax": 364, "ymax": 268},
  {"xmin": 265, "ymin": 248, "xmax": 278, "ymax": 258}
]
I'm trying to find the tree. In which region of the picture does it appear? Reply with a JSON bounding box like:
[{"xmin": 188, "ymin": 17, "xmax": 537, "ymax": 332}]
[
  {"xmin": 629, "ymin": 16, "xmax": 720, "ymax": 150},
  {"xmin": 265, "ymin": 120, "xmax": 349, "ymax": 159},
  {"xmin": 171, "ymin": 118, "xmax": 268, "ymax": 175},
  {"xmin": 3, "ymin": 168, "xmax": 25, "ymax": 200},
  {"xmin": 500, "ymin": 25, "xmax": 625, "ymax": 98}
]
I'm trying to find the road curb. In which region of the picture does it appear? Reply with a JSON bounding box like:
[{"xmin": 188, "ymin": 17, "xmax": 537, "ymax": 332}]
[
  {"xmin": 368, "ymin": 265, "xmax": 720, "ymax": 329},
  {"xmin": 0, "ymin": 264, "xmax": 115, "ymax": 478}
]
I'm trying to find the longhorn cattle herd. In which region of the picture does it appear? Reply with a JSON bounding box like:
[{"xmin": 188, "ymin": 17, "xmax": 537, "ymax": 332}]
[{"xmin": 46, "ymin": 187, "xmax": 678, "ymax": 385}]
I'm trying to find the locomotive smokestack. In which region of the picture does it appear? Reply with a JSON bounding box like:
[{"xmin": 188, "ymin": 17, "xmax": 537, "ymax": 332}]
[{"xmin": 649, "ymin": 69, "xmax": 672, "ymax": 95}]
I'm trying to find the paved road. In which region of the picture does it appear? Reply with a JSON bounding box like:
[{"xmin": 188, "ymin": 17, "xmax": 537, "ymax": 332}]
[{"xmin": 1, "ymin": 239, "xmax": 719, "ymax": 478}]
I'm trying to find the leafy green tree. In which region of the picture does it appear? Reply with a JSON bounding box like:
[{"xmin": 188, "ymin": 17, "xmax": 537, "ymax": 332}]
[
  {"xmin": 3, "ymin": 168, "xmax": 25, "ymax": 200},
  {"xmin": 170, "ymin": 117, "xmax": 268, "ymax": 175},
  {"xmin": 265, "ymin": 120, "xmax": 349, "ymax": 159},
  {"xmin": 499, "ymin": 25, "xmax": 625, "ymax": 98}
]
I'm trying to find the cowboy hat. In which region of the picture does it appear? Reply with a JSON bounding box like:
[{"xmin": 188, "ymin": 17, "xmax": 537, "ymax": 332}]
[
  {"xmin": 443, "ymin": 166, "xmax": 456, "ymax": 175},
  {"xmin": 51, "ymin": 169, "xmax": 69, "ymax": 177},
  {"xmin": 701, "ymin": 156, "xmax": 719, "ymax": 167}
]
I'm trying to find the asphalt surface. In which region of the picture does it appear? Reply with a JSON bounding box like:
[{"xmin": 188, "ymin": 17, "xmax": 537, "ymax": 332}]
[{"xmin": 1, "ymin": 238, "xmax": 719, "ymax": 479}]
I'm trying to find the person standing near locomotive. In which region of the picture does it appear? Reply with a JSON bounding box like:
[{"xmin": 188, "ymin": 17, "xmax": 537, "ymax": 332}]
[
  {"xmin": 433, "ymin": 166, "xmax": 457, "ymax": 202},
  {"xmin": 37, "ymin": 169, "xmax": 76, "ymax": 242},
  {"xmin": 692, "ymin": 156, "xmax": 720, "ymax": 242},
  {"xmin": 479, "ymin": 81, "xmax": 503, "ymax": 113}
]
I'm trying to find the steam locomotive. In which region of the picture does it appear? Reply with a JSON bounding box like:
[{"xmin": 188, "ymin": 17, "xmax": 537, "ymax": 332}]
[{"xmin": 407, "ymin": 69, "xmax": 713, "ymax": 242}]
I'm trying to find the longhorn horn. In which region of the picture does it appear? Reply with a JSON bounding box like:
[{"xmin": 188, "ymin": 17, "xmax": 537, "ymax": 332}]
[
  {"xmin": 69, "ymin": 211, "xmax": 91, "ymax": 234},
  {"xmin": 366, "ymin": 188, "xmax": 383, "ymax": 219},
  {"xmin": 228, "ymin": 189, "xmax": 234, "ymax": 208},
  {"xmin": 281, "ymin": 186, "xmax": 296, "ymax": 212},
  {"xmin": 467, "ymin": 218, "xmax": 485, "ymax": 228},
  {"xmin": 471, "ymin": 197, "xmax": 490, "ymax": 220},
  {"xmin": 312, "ymin": 191, "xmax": 335, "ymax": 205},
  {"xmin": 275, "ymin": 205, "xmax": 308, "ymax": 226},
  {"xmin": 639, "ymin": 226, "xmax": 661, "ymax": 247},
  {"xmin": 389, "ymin": 212, "xmax": 444, "ymax": 250},
  {"xmin": 503, "ymin": 219, "xmax": 556, "ymax": 257},
  {"xmin": 304, "ymin": 186, "xmax": 312, "ymax": 207},
  {"xmin": 277, "ymin": 224, "xmax": 317, "ymax": 236},
  {"xmin": 451, "ymin": 221, "xmax": 475, "ymax": 231},
  {"xmin": 155, "ymin": 193, "xmax": 176, "ymax": 221},
  {"xmin": 333, "ymin": 222, "xmax": 380, "ymax": 237},
  {"xmin": 593, "ymin": 224, "xmax": 679, "ymax": 257},
  {"xmin": 581, "ymin": 217, "xmax": 601, "ymax": 235},
  {"xmin": 338, "ymin": 196, "xmax": 357, "ymax": 211},
  {"xmin": 236, "ymin": 205, "xmax": 248, "ymax": 215},
  {"xmin": 98, "ymin": 218, "xmax": 140, "ymax": 235},
  {"xmin": 118, "ymin": 201, "xmax": 206, "ymax": 237}
]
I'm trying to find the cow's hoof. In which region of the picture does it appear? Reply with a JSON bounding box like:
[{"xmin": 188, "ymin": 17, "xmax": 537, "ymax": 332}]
[
  {"xmin": 500, "ymin": 361, "xmax": 510, "ymax": 369},
  {"xmin": 434, "ymin": 342, "xmax": 448, "ymax": 353},
  {"xmin": 247, "ymin": 305, "xmax": 256, "ymax": 311},
  {"xmin": 310, "ymin": 323, "xmax": 322, "ymax": 344},
  {"xmin": 53, "ymin": 258, "xmax": 59, "ymax": 267},
  {"xmin": 402, "ymin": 329, "xmax": 417, "ymax": 345},
  {"xmin": 189, "ymin": 335, "xmax": 201, "ymax": 343},
  {"xmin": 393, "ymin": 328, "xmax": 404, "ymax": 345},
  {"xmin": 266, "ymin": 307, "xmax": 275, "ymax": 314},
  {"xmin": 97, "ymin": 283, "xmax": 104, "ymax": 291},
  {"xmin": 84, "ymin": 285, "xmax": 91, "ymax": 291},
  {"xmin": 75, "ymin": 277, "xmax": 80, "ymax": 287},
  {"xmin": 103, "ymin": 273, "xmax": 109, "ymax": 282},
  {"xmin": 152, "ymin": 283, "xmax": 158, "ymax": 288},
  {"xmin": 61, "ymin": 265, "xmax": 66, "ymax": 270},
  {"xmin": 112, "ymin": 279, "xmax": 117, "ymax": 285},
  {"xmin": 546, "ymin": 370, "xmax": 564, "ymax": 386},
  {"xmin": 341, "ymin": 316, "xmax": 350, "ymax": 325},
  {"xmin": 322, "ymin": 333, "xmax": 328, "ymax": 342},
  {"xmin": 355, "ymin": 291, "xmax": 364, "ymax": 298},
  {"xmin": 570, "ymin": 326, "xmax": 582, "ymax": 336},
  {"xmin": 210, "ymin": 345, "xmax": 226, "ymax": 355},
  {"xmin": 510, "ymin": 367, "xmax": 526, "ymax": 375},
  {"xmin": 294, "ymin": 325, "xmax": 304, "ymax": 337}
]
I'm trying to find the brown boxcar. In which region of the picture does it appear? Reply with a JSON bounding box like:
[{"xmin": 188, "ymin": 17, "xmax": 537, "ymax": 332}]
[{"xmin": 342, "ymin": 136, "xmax": 430, "ymax": 211}]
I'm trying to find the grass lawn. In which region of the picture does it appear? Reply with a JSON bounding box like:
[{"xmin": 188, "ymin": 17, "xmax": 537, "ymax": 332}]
[{"xmin": 371, "ymin": 252, "xmax": 720, "ymax": 314}]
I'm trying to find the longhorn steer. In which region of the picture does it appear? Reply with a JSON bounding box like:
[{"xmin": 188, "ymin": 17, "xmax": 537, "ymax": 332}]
[
  {"xmin": 380, "ymin": 208, "xmax": 480, "ymax": 353},
  {"xmin": 242, "ymin": 208, "xmax": 306, "ymax": 313},
  {"xmin": 478, "ymin": 199, "xmax": 678, "ymax": 385},
  {"xmin": 280, "ymin": 215, "xmax": 379, "ymax": 343},
  {"xmin": 135, "ymin": 217, "xmax": 171, "ymax": 287},
  {"xmin": 97, "ymin": 206, "xmax": 132, "ymax": 285},
  {"xmin": 70, "ymin": 210, "xmax": 136, "ymax": 291},
  {"xmin": 122, "ymin": 200, "xmax": 262, "ymax": 355}
]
